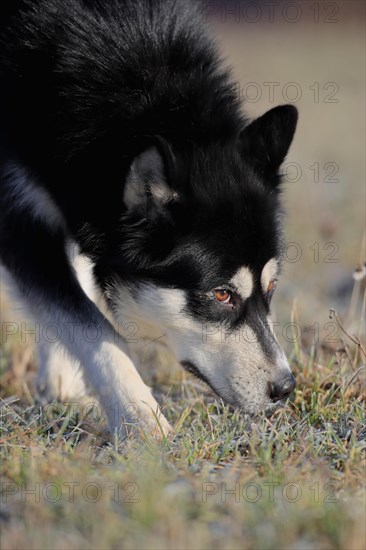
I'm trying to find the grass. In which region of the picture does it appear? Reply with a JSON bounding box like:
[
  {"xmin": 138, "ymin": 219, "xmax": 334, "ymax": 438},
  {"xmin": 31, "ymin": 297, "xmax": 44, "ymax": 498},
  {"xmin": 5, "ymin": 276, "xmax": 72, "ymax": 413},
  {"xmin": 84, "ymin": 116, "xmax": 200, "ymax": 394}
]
[{"xmin": 0, "ymin": 283, "xmax": 365, "ymax": 549}]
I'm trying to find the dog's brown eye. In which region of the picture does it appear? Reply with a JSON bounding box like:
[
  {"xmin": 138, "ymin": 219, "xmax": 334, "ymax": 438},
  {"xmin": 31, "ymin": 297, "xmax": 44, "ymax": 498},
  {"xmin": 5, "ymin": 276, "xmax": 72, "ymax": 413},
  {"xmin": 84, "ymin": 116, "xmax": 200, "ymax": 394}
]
[
  {"xmin": 214, "ymin": 289, "xmax": 231, "ymax": 304},
  {"xmin": 267, "ymin": 279, "xmax": 277, "ymax": 300}
]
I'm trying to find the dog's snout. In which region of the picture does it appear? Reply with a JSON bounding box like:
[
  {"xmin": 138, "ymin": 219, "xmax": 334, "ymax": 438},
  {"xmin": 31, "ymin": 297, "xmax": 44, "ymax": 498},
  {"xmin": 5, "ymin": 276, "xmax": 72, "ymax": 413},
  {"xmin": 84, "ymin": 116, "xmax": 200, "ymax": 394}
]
[{"xmin": 270, "ymin": 373, "xmax": 296, "ymax": 402}]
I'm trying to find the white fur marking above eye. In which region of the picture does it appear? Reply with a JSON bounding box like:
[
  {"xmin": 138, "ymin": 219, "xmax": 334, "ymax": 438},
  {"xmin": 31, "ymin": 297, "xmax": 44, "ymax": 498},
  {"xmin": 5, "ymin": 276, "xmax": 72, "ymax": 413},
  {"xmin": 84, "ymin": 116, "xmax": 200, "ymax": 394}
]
[
  {"xmin": 261, "ymin": 258, "xmax": 279, "ymax": 292},
  {"xmin": 230, "ymin": 267, "xmax": 254, "ymax": 300}
]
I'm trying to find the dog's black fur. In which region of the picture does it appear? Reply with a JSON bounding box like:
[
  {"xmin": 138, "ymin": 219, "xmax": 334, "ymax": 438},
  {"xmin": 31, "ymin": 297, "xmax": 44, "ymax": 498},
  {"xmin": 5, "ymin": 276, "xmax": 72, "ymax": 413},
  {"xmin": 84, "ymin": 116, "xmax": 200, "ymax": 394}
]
[{"xmin": 0, "ymin": 0, "xmax": 298, "ymax": 430}]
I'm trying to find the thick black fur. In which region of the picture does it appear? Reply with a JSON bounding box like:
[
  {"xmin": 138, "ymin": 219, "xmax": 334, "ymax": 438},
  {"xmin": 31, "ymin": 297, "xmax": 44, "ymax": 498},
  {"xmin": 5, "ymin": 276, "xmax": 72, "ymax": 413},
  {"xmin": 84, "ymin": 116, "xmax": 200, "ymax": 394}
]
[{"xmin": 0, "ymin": 0, "xmax": 298, "ymax": 340}]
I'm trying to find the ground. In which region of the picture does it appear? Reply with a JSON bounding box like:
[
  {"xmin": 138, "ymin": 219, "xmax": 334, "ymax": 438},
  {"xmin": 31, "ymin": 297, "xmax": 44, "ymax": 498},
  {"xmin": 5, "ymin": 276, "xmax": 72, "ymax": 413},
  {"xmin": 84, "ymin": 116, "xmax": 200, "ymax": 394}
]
[{"xmin": 1, "ymin": 291, "xmax": 365, "ymax": 549}]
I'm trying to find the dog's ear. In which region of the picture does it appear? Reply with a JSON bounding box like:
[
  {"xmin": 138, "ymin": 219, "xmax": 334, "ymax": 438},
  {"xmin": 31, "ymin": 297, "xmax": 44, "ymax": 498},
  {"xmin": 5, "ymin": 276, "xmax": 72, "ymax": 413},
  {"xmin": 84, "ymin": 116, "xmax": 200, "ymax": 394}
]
[
  {"xmin": 240, "ymin": 105, "xmax": 298, "ymax": 175},
  {"xmin": 124, "ymin": 137, "xmax": 179, "ymax": 217}
]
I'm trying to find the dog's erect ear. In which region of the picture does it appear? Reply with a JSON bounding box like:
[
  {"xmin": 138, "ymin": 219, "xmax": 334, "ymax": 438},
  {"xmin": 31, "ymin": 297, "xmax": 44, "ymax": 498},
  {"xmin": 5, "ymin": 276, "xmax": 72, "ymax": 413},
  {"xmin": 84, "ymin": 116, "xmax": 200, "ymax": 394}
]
[
  {"xmin": 240, "ymin": 105, "xmax": 298, "ymax": 174},
  {"xmin": 124, "ymin": 138, "xmax": 178, "ymax": 216}
]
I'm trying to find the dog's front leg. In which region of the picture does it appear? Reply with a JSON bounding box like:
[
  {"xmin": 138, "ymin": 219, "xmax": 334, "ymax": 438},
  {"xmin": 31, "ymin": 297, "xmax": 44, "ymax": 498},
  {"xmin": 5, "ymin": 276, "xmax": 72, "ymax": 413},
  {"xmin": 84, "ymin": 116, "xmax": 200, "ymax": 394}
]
[
  {"xmin": 9, "ymin": 278, "xmax": 171, "ymax": 436},
  {"xmin": 0, "ymin": 166, "xmax": 170, "ymax": 437},
  {"xmin": 67, "ymin": 318, "xmax": 172, "ymax": 437},
  {"xmin": 19, "ymin": 284, "xmax": 171, "ymax": 437}
]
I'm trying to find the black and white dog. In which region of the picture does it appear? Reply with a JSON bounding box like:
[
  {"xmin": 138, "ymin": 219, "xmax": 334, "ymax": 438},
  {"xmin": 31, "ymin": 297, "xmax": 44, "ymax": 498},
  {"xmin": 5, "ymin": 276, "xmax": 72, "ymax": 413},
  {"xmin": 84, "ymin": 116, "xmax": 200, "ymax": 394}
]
[{"xmin": 0, "ymin": 0, "xmax": 297, "ymax": 436}]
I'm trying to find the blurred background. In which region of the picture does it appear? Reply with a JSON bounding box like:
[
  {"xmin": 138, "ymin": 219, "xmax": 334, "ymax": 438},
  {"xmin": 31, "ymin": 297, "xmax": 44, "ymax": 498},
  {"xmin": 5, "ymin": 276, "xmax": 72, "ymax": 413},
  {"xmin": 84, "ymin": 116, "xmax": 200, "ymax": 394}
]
[{"xmin": 204, "ymin": 0, "xmax": 365, "ymax": 352}]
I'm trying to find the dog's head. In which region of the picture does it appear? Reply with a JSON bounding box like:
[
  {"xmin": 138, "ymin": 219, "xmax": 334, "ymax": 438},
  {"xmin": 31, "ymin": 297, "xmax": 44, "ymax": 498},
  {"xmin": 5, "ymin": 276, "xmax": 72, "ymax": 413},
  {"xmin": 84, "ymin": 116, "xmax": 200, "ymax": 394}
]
[{"xmin": 101, "ymin": 105, "xmax": 298, "ymax": 414}]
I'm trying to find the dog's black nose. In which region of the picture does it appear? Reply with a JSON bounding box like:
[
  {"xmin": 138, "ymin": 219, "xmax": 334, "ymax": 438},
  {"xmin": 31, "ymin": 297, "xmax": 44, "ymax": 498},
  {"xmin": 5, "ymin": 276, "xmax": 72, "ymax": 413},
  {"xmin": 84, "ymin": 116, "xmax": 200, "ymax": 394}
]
[{"xmin": 270, "ymin": 373, "xmax": 296, "ymax": 402}]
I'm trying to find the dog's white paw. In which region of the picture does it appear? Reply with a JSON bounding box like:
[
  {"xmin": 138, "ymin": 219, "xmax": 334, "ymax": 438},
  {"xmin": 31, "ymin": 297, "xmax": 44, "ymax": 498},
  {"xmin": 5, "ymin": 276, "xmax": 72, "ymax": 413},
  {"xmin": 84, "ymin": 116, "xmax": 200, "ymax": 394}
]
[
  {"xmin": 141, "ymin": 409, "xmax": 172, "ymax": 439},
  {"xmin": 36, "ymin": 344, "xmax": 87, "ymax": 402},
  {"xmin": 75, "ymin": 338, "xmax": 172, "ymax": 439},
  {"xmin": 111, "ymin": 412, "xmax": 172, "ymax": 441},
  {"xmin": 103, "ymin": 390, "xmax": 172, "ymax": 440}
]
